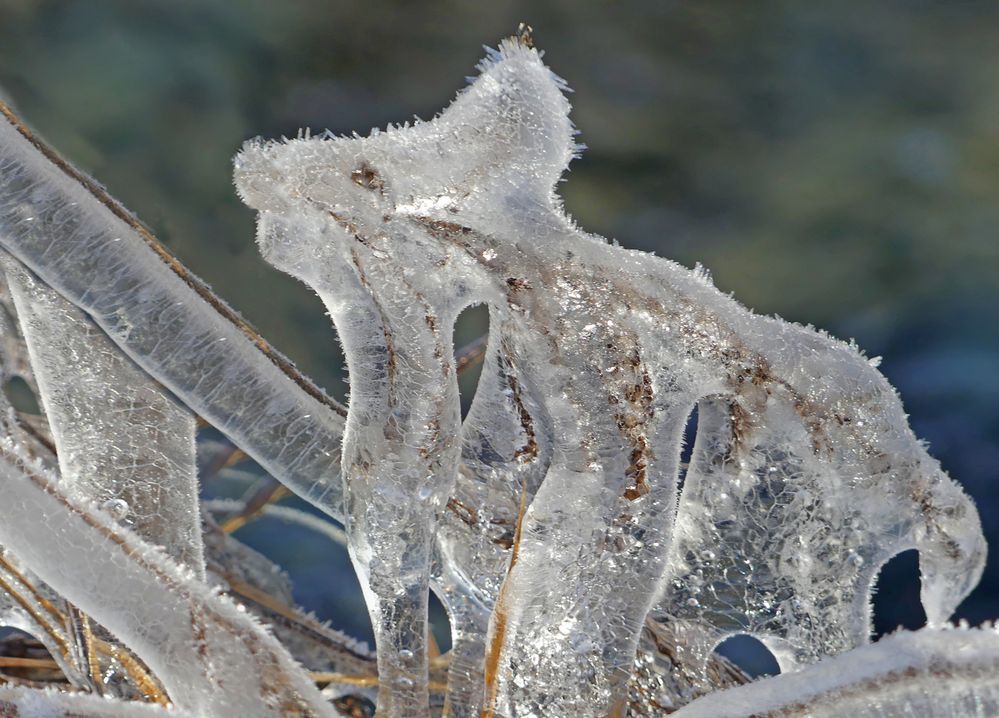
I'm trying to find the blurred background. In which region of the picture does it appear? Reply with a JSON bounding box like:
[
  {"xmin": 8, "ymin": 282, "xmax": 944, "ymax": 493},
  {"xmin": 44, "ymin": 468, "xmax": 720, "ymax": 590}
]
[{"xmin": 1, "ymin": 0, "xmax": 996, "ymax": 675}]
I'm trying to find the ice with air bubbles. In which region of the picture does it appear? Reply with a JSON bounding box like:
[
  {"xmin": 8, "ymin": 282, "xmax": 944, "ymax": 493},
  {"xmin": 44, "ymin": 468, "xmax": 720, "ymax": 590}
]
[{"xmin": 234, "ymin": 35, "xmax": 986, "ymax": 718}]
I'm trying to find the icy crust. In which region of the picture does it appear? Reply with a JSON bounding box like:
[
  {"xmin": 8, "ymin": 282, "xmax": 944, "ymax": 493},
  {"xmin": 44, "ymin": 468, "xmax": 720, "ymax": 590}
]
[
  {"xmin": 0, "ymin": 109, "xmax": 347, "ymax": 519},
  {"xmin": 0, "ymin": 440, "xmax": 336, "ymax": 718},
  {"xmin": 0, "ymin": 685, "xmax": 196, "ymax": 718},
  {"xmin": 235, "ymin": 37, "xmax": 985, "ymax": 718},
  {"xmin": 671, "ymin": 626, "xmax": 999, "ymax": 718},
  {"xmin": 2, "ymin": 257, "xmax": 205, "ymax": 576}
]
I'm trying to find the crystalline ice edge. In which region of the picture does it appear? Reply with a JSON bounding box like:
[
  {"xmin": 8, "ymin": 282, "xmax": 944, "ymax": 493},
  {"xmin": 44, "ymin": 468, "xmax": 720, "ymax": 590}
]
[
  {"xmin": 671, "ymin": 626, "xmax": 999, "ymax": 718},
  {"xmin": 235, "ymin": 37, "xmax": 985, "ymax": 718},
  {"xmin": 3, "ymin": 257, "xmax": 204, "ymax": 575}
]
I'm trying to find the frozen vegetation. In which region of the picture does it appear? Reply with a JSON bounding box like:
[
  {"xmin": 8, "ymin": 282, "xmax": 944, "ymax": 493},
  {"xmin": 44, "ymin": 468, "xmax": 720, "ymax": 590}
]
[{"xmin": 0, "ymin": 31, "xmax": 993, "ymax": 717}]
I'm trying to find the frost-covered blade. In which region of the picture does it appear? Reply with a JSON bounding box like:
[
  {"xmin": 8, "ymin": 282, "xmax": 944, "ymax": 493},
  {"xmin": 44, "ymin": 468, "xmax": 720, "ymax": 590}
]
[
  {"xmin": 671, "ymin": 626, "xmax": 999, "ymax": 718},
  {"xmin": 0, "ymin": 440, "xmax": 337, "ymax": 718},
  {"xmin": 235, "ymin": 34, "xmax": 985, "ymax": 718},
  {"xmin": 3, "ymin": 256, "xmax": 204, "ymax": 575},
  {"xmin": 0, "ymin": 686, "xmax": 196, "ymax": 718},
  {"xmin": 0, "ymin": 102, "xmax": 347, "ymax": 518}
]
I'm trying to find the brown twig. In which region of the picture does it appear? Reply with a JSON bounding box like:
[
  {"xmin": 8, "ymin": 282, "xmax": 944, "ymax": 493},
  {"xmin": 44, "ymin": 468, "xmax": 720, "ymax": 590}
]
[{"xmin": 480, "ymin": 479, "xmax": 529, "ymax": 718}]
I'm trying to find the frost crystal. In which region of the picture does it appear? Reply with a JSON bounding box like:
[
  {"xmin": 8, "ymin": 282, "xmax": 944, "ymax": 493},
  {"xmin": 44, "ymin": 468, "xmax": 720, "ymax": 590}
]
[{"xmin": 234, "ymin": 36, "xmax": 985, "ymax": 717}]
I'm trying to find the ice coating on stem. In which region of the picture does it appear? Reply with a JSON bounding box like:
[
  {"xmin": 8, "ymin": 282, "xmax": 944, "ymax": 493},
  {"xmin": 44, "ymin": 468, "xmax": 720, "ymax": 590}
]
[
  {"xmin": 432, "ymin": 326, "xmax": 553, "ymax": 716},
  {"xmin": 3, "ymin": 257, "xmax": 204, "ymax": 576},
  {"xmin": 0, "ymin": 439, "xmax": 336, "ymax": 718},
  {"xmin": 0, "ymin": 685, "xmax": 197, "ymax": 718},
  {"xmin": 671, "ymin": 626, "xmax": 999, "ymax": 718},
  {"xmin": 0, "ymin": 103, "xmax": 347, "ymax": 519},
  {"xmin": 235, "ymin": 37, "xmax": 984, "ymax": 717}
]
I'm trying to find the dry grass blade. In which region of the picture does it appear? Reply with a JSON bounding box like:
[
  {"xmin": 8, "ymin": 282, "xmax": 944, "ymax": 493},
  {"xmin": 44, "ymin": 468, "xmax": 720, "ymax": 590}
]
[
  {"xmin": 221, "ymin": 480, "xmax": 290, "ymax": 534},
  {"xmin": 455, "ymin": 335, "xmax": 487, "ymax": 375},
  {"xmin": 0, "ymin": 655, "xmax": 61, "ymax": 670},
  {"xmin": 480, "ymin": 480, "xmax": 529, "ymax": 718}
]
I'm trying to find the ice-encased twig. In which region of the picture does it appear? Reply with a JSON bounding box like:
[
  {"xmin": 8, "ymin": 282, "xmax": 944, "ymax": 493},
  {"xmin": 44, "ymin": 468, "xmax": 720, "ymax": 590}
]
[
  {"xmin": 670, "ymin": 626, "xmax": 999, "ymax": 718},
  {"xmin": 2, "ymin": 256, "xmax": 204, "ymax": 576},
  {"xmin": 432, "ymin": 328, "xmax": 553, "ymax": 716},
  {"xmin": 0, "ymin": 440, "xmax": 337, "ymax": 718},
  {"xmin": 0, "ymin": 685, "xmax": 196, "ymax": 718},
  {"xmin": 235, "ymin": 36, "xmax": 985, "ymax": 718},
  {"xmin": 0, "ymin": 101, "xmax": 347, "ymax": 518}
]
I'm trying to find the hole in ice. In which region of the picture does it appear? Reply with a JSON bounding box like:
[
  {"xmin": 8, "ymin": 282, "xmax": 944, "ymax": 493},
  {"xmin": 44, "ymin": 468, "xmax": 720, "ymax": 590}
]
[
  {"xmin": 3, "ymin": 376, "xmax": 40, "ymax": 414},
  {"xmin": 871, "ymin": 548, "xmax": 926, "ymax": 639},
  {"xmin": 428, "ymin": 588, "xmax": 453, "ymax": 653},
  {"xmin": 711, "ymin": 634, "xmax": 781, "ymax": 679},
  {"xmin": 453, "ymin": 303, "xmax": 489, "ymax": 421},
  {"xmin": 675, "ymin": 402, "xmax": 700, "ymax": 499},
  {"xmin": 0, "ymin": 626, "xmax": 59, "ymax": 679}
]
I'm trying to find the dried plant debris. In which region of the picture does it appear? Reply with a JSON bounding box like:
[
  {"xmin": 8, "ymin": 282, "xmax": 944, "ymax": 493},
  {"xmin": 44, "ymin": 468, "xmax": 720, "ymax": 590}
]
[{"xmin": 0, "ymin": 30, "xmax": 987, "ymax": 718}]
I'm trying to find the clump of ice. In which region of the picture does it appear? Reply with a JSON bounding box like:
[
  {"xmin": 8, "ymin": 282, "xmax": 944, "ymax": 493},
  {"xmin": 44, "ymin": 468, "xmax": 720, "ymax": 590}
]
[{"xmin": 235, "ymin": 35, "xmax": 985, "ymax": 717}]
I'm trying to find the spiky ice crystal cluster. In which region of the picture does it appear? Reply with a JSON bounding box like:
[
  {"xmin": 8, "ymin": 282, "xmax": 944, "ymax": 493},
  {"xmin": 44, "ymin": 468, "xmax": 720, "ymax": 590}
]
[{"xmin": 235, "ymin": 35, "xmax": 987, "ymax": 718}]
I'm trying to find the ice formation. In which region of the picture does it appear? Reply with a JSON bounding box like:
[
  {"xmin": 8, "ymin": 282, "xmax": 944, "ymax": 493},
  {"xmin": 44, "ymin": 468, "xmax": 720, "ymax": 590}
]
[
  {"xmin": 0, "ymin": 685, "xmax": 196, "ymax": 718},
  {"xmin": 234, "ymin": 35, "xmax": 986, "ymax": 718},
  {"xmin": 0, "ymin": 439, "xmax": 337, "ymax": 717},
  {"xmin": 0, "ymin": 30, "xmax": 989, "ymax": 718}
]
